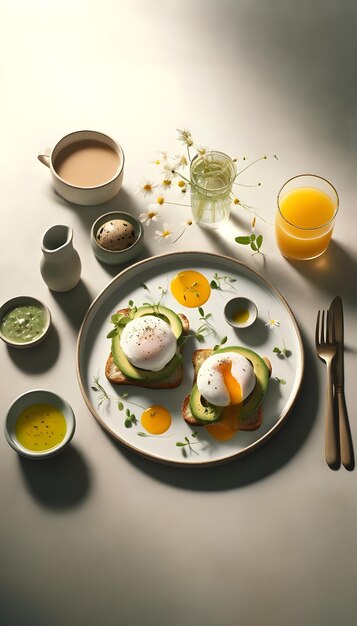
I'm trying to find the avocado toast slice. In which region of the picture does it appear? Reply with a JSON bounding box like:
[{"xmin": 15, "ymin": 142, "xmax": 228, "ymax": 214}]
[
  {"xmin": 182, "ymin": 348, "xmax": 272, "ymax": 429},
  {"xmin": 105, "ymin": 307, "xmax": 189, "ymax": 389}
]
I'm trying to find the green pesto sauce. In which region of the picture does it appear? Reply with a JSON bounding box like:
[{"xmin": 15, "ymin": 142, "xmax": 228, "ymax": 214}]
[{"xmin": 1, "ymin": 305, "xmax": 46, "ymax": 343}]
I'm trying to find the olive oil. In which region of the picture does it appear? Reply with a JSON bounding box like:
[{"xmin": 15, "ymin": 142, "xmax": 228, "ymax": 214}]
[
  {"xmin": 16, "ymin": 404, "xmax": 66, "ymax": 451},
  {"xmin": 232, "ymin": 308, "xmax": 250, "ymax": 324}
]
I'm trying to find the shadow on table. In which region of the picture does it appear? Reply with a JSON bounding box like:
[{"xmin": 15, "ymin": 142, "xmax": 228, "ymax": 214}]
[
  {"xmin": 106, "ymin": 326, "xmax": 318, "ymax": 491},
  {"xmin": 18, "ymin": 445, "xmax": 91, "ymax": 509},
  {"xmin": 51, "ymin": 279, "xmax": 94, "ymax": 332},
  {"xmin": 283, "ymin": 241, "xmax": 357, "ymax": 308},
  {"xmin": 51, "ymin": 186, "xmax": 139, "ymax": 234},
  {"xmin": 6, "ymin": 324, "xmax": 60, "ymax": 373},
  {"xmin": 95, "ymin": 240, "xmax": 152, "ymax": 279}
]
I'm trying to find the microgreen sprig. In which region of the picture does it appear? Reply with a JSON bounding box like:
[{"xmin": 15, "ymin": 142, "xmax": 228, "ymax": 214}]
[
  {"xmin": 124, "ymin": 409, "xmax": 137, "ymax": 428},
  {"xmin": 142, "ymin": 284, "xmax": 168, "ymax": 312},
  {"xmin": 275, "ymin": 377, "xmax": 287, "ymax": 385},
  {"xmin": 91, "ymin": 375, "xmax": 145, "ymax": 428},
  {"xmin": 195, "ymin": 307, "xmax": 217, "ymax": 342},
  {"xmin": 176, "ymin": 432, "xmax": 199, "ymax": 449},
  {"xmin": 107, "ymin": 304, "xmax": 138, "ymax": 339},
  {"xmin": 91, "ymin": 374, "xmax": 110, "ymax": 407},
  {"xmin": 210, "ymin": 272, "xmax": 237, "ymax": 290},
  {"xmin": 235, "ymin": 233, "xmax": 264, "ymax": 255},
  {"xmin": 213, "ymin": 336, "xmax": 228, "ymax": 352},
  {"xmin": 273, "ymin": 340, "xmax": 291, "ymax": 359},
  {"xmin": 182, "ymin": 282, "xmax": 200, "ymax": 301}
]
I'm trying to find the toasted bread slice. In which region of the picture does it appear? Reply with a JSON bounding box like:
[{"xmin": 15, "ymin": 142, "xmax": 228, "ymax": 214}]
[
  {"xmin": 105, "ymin": 309, "xmax": 189, "ymax": 389},
  {"xmin": 182, "ymin": 349, "xmax": 271, "ymax": 429}
]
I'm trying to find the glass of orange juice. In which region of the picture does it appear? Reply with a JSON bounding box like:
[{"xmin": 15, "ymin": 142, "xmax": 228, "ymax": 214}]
[{"xmin": 275, "ymin": 174, "xmax": 339, "ymax": 260}]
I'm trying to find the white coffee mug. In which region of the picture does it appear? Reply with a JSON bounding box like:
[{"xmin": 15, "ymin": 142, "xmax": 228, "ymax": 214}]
[{"xmin": 38, "ymin": 130, "xmax": 124, "ymax": 206}]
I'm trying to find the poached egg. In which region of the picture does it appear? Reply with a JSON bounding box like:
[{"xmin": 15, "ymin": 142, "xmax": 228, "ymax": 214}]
[
  {"xmin": 197, "ymin": 352, "xmax": 256, "ymax": 406},
  {"xmin": 120, "ymin": 315, "xmax": 177, "ymax": 371}
]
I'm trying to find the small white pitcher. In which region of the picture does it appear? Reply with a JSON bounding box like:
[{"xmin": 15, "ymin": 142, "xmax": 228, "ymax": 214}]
[{"xmin": 40, "ymin": 225, "xmax": 81, "ymax": 292}]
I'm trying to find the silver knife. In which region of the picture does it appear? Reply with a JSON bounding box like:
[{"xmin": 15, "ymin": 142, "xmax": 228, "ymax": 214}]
[{"xmin": 329, "ymin": 297, "xmax": 354, "ymax": 469}]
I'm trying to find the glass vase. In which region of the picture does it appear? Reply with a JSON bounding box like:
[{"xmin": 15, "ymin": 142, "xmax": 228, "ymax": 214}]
[{"xmin": 190, "ymin": 151, "xmax": 237, "ymax": 229}]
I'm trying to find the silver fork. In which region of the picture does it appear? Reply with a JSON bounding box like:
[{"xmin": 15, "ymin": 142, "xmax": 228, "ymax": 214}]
[{"xmin": 315, "ymin": 309, "xmax": 338, "ymax": 466}]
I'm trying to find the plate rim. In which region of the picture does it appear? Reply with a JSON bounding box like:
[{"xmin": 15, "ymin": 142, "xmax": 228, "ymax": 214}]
[{"xmin": 76, "ymin": 250, "xmax": 304, "ymax": 467}]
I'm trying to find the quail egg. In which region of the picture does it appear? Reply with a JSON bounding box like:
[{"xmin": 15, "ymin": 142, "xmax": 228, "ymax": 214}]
[{"xmin": 96, "ymin": 219, "xmax": 136, "ymax": 251}]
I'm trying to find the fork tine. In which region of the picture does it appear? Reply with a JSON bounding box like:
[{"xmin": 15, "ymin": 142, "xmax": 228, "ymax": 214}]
[
  {"xmin": 315, "ymin": 310, "xmax": 321, "ymax": 346},
  {"xmin": 321, "ymin": 309, "xmax": 326, "ymax": 344}
]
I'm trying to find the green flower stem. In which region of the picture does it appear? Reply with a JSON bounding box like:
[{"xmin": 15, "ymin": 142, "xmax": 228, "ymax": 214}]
[
  {"xmin": 235, "ymin": 155, "xmax": 267, "ymax": 179},
  {"xmin": 165, "ymin": 201, "xmax": 190, "ymax": 207}
]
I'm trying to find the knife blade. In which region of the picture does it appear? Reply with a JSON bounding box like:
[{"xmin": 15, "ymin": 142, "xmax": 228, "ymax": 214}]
[
  {"xmin": 329, "ymin": 296, "xmax": 344, "ymax": 387},
  {"xmin": 329, "ymin": 297, "xmax": 354, "ymax": 469}
]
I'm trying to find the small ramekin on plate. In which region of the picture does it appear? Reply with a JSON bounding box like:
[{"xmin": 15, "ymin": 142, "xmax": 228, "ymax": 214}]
[
  {"xmin": 4, "ymin": 389, "xmax": 76, "ymax": 459},
  {"xmin": 224, "ymin": 297, "xmax": 258, "ymax": 329},
  {"xmin": 0, "ymin": 296, "xmax": 51, "ymax": 349},
  {"xmin": 90, "ymin": 211, "xmax": 144, "ymax": 265}
]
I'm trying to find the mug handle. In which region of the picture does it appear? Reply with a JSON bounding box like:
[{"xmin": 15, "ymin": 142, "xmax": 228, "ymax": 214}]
[{"xmin": 37, "ymin": 148, "xmax": 52, "ymax": 168}]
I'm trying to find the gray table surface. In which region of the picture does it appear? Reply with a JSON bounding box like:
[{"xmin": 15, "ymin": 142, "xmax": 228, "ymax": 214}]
[{"xmin": 1, "ymin": 1, "xmax": 356, "ymax": 625}]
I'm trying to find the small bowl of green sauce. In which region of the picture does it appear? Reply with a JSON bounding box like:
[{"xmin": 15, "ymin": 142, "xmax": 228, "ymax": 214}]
[
  {"xmin": 0, "ymin": 296, "xmax": 51, "ymax": 349},
  {"xmin": 224, "ymin": 297, "xmax": 258, "ymax": 329},
  {"xmin": 4, "ymin": 389, "xmax": 76, "ymax": 459}
]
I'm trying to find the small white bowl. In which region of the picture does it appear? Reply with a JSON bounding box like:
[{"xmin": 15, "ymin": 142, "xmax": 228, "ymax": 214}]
[
  {"xmin": 224, "ymin": 297, "xmax": 258, "ymax": 329},
  {"xmin": 4, "ymin": 390, "xmax": 76, "ymax": 459},
  {"xmin": 91, "ymin": 211, "xmax": 144, "ymax": 265},
  {"xmin": 0, "ymin": 296, "xmax": 51, "ymax": 349}
]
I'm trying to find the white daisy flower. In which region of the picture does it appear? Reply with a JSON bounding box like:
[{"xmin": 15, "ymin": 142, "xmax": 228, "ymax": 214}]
[
  {"xmin": 172, "ymin": 219, "xmax": 194, "ymax": 243},
  {"xmin": 265, "ymin": 313, "xmax": 280, "ymax": 330},
  {"xmin": 196, "ymin": 145, "xmax": 207, "ymax": 156},
  {"xmin": 154, "ymin": 223, "xmax": 173, "ymax": 241},
  {"xmin": 160, "ymin": 178, "xmax": 172, "ymax": 189},
  {"xmin": 163, "ymin": 159, "xmax": 181, "ymax": 178},
  {"xmin": 177, "ymin": 128, "xmax": 194, "ymax": 147},
  {"xmin": 139, "ymin": 210, "xmax": 159, "ymax": 226},
  {"xmin": 149, "ymin": 195, "xmax": 165, "ymax": 206},
  {"xmin": 174, "ymin": 154, "xmax": 188, "ymax": 168},
  {"xmin": 136, "ymin": 179, "xmax": 158, "ymax": 198}
]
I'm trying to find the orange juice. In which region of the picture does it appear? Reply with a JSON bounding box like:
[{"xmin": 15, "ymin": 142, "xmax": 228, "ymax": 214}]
[{"xmin": 276, "ymin": 177, "xmax": 338, "ymax": 260}]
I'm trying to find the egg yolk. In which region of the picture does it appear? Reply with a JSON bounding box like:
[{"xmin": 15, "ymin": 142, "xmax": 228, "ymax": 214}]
[
  {"xmin": 170, "ymin": 270, "xmax": 211, "ymax": 307},
  {"xmin": 219, "ymin": 361, "xmax": 243, "ymax": 405},
  {"xmin": 205, "ymin": 405, "xmax": 242, "ymax": 441},
  {"xmin": 205, "ymin": 362, "xmax": 243, "ymax": 441},
  {"xmin": 141, "ymin": 405, "xmax": 172, "ymax": 435}
]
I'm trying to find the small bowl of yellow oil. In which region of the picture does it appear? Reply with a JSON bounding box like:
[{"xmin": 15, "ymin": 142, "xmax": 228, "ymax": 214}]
[
  {"xmin": 224, "ymin": 297, "xmax": 258, "ymax": 329},
  {"xmin": 4, "ymin": 390, "xmax": 75, "ymax": 459}
]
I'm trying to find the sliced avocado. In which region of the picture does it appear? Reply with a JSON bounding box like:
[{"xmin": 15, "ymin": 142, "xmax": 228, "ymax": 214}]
[
  {"xmin": 189, "ymin": 385, "xmax": 223, "ymax": 423},
  {"xmin": 189, "ymin": 346, "xmax": 270, "ymax": 424},
  {"xmin": 111, "ymin": 329, "xmax": 182, "ymax": 381},
  {"xmin": 134, "ymin": 305, "xmax": 183, "ymax": 339}
]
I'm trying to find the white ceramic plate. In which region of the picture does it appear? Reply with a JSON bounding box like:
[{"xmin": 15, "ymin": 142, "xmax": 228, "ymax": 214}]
[{"xmin": 76, "ymin": 252, "xmax": 304, "ymax": 466}]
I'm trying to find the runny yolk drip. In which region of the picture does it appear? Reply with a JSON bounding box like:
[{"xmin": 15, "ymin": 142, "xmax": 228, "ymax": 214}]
[
  {"xmin": 141, "ymin": 405, "xmax": 172, "ymax": 435},
  {"xmin": 205, "ymin": 361, "xmax": 243, "ymax": 441},
  {"xmin": 170, "ymin": 270, "xmax": 211, "ymax": 307},
  {"xmin": 220, "ymin": 361, "xmax": 243, "ymax": 405}
]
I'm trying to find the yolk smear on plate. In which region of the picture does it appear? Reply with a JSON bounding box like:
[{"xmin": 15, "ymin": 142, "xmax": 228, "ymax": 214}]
[
  {"xmin": 15, "ymin": 404, "xmax": 66, "ymax": 451},
  {"xmin": 205, "ymin": 405, "xmax": 242, "ymax": 441},
  {"xmin": 206, "ymin": 405, "xmax": 263, "ymax": 441},
  {"xmin": 141, "ymin": 405, "xmax": 172, "ymax": 435},
  {"xmin": 170, "ymin": 270, "xmax": 211, "ymax": 307}
]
